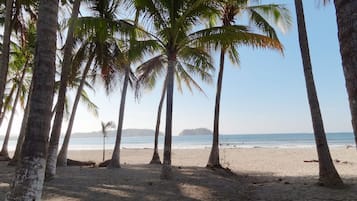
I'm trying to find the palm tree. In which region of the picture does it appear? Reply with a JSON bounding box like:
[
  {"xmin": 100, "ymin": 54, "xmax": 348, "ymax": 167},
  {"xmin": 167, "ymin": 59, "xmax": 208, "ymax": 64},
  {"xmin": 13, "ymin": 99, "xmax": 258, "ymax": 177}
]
[
  {"xmin": 207, "ymin": 0, "xmax": 291, "ymax": 168},
  {"xmin": 6, "ymin": 0, "xmax": 59, "ymax": 199},
  {"xmin": 0, "ymin": 56, "xmax": 29, "ymax": 159},
  {"xmin": 294, "ymin": 0, "xmax": 343, "ymax": 187},
  {"xmin": 135, "ymin": 0, "xmax": 290, "ymax": 179},
  {"xmin": 333, "ymin": 0, "xmax": 357, "ymax": 147},
  {"xmin": 101, "ymin": 121, "xmax": 115, "ymax": 161},
  {"xmin": 57, "ymin": 0, "xmax": 129, "ymax": 166},
  {"xmin": 134, "ymin": 0, "xmax": 233, "ymax": 179},
  {"xmin": 0, "ymin": 0, "xmax": 15, "ymax": 128},
  {"xmin": 45, "ymin": 0, "xmax": 82, "ymax": 181},
  {"xmin": 56, "ymin": 46, "xmax": 97, "ymax": 166}
]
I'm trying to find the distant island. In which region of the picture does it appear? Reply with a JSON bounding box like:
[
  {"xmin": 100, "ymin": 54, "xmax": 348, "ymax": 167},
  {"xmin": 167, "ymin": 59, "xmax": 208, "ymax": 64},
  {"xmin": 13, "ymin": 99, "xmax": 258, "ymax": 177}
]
[
  {"xmin": 179, "ymin": 128, "xmax": 212, "ymax": 136},
  {"xmin": 72, "ymin": 129, "xmax": 163, "ymax": 138}
]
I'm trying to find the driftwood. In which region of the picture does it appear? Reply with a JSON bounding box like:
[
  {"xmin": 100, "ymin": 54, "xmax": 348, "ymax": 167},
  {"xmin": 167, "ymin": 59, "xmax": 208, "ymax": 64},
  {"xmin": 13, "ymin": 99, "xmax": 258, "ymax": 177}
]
[
  {"xmin": 303, "ymin": 160, "xmax": 319, "ymax": 163},
  {"xmin": 98, "ymin": 159, "xmax": 111, "ymax": 167},
  {"xmin": 303, "ymin": 159, "xmax": 352, "ymax": 165},
  {"xmin": 67, "ymin": 159, "xmax": 95, "ymax": 167}
]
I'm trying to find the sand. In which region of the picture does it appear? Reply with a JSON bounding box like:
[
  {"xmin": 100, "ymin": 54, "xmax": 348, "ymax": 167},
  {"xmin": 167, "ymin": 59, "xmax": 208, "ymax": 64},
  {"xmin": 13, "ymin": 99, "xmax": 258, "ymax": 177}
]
[{"xmin": 1, "ymin": 148, "xmax": 357, "ymax": 200}]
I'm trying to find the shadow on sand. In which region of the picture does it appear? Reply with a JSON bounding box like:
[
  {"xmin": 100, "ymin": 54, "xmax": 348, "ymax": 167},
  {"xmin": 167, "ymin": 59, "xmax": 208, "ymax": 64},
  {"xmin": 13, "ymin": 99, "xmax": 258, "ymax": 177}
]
[{"xmin": 0, "ymin": 161, "xmax": 356, "ymax": 201}]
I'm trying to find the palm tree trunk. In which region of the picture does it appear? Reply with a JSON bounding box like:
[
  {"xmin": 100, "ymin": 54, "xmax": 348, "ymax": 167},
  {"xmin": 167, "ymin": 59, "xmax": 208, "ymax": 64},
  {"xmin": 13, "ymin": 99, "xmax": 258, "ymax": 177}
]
[
  {"xmin": 108, "ymin": 68, "xmax": 130, "ymax": 168},
  {"xmin": 57, "ymin": 54, "xmax": 94, "ymax": 167},
  {"xmin": 295, "ymin": 0, "xmax": 343, "ymax": 187},
  {"xmin": 6, "ymin": 0, "xmax": 58, "ymax": 199},
  {"xmin": 0, "ymin": 82, "xmax": 16, "ymax": 127},
  {"xmin": 160, "ymin": 56, "xmax": 175, "ymax": 180},
  {"xmin": 0, "ymin": 0, "xmax": 14, "ymax": 128},
  {"xmin": 102, "ymin": 136, "xmax": 106, "ymax": 161},
  {"xmin": 207, "ymin": 49, "xmax": 225, "ymax": 168},
  {"xmin": 150, "ymin": 80, "xmax": 167, "ymax": 164},
  {"xmin": 334, "ymin": 0, "xmax": 357, "ymax": 148},
  {"xmin": 0, "ymin": 65, "xmax": 27, "ymax": 158},
  {"xmin": 8, "ymin": 79, "xmax": 32, "ymax": 166},
  {"xmin": 45, "ymin": 0, "xmax": 81, "ymax": 180}
]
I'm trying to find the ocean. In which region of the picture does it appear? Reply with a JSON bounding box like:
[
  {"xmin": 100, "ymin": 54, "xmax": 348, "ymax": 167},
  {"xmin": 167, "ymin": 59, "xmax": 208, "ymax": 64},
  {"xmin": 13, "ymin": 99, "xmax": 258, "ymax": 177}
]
[{"xmin": 6, "ymin": 132, "xmax": 354, "ymax": 151}]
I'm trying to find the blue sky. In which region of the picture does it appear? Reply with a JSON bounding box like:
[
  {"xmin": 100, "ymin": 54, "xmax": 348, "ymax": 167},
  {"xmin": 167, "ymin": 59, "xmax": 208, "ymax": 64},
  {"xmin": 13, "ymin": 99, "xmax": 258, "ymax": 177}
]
[{"xmin": 0, "ymin": 0, "xmax": 352, "ymax": 136}]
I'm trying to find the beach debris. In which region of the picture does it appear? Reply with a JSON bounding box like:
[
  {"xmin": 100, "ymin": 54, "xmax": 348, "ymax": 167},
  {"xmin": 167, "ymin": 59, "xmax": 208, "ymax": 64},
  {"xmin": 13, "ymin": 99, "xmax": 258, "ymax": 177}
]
[
  {"xmin": 303, "ymin": 160, "xmax": 318, "ymax": 163},
  {"xmin": 98, "ymin": 159, "xmax": 111, "ymax": 167},
  {"xmin": 67, "ymin": 159, "xmax": 95, "ymax": 167}
]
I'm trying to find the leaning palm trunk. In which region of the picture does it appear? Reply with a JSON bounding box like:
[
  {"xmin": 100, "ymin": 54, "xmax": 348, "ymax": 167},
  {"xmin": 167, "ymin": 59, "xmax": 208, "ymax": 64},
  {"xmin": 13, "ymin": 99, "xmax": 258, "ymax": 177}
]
[
  {"xmin": 108, "ymin": 68, "xmax": 130, "ymax": 168},
  {"xmin": 8, "ymin": 89, "xmax": 31, "ymax": 166},
  {"xmin": 0, "ymin": 0, "xmax": 14, "ymax": 127},
  {"xmin": 295, "ymin": 0, "xmax": 343, "ymax": 187},
  {"xmin": 0, "ymin": 65, "xmax": 27, "ymax": 159},
  {"xmin": 8, "ymin": 77, "xmax": 33, "ymax": 166},
  {"xmin": 150, "ymin": 80, "xmax": 167, "ymax": 164},
  {"xmin": 45, "ymin": 0, "xmax": 81, "ymax": 180},
  {"xmin": 334, "ymin": 0, "xmax": 357, "ymax": 147},
  {"xmin": 0, "ymin": 82, "xmax": 16, "ymax": 127},
  {"xmin": 57, "ymin": 54, "xmax": 94, "ymax": 166},
  {"xmin": 6, "ymin": 0, "xmax": 58, "ymax": 199},
  {"xmin": 207, "ymin": 49, "xmax": 225, "ymax": 168},
  {"xmin": 160, "ymin": 58, "xmax": 175, "ymax": 180}
]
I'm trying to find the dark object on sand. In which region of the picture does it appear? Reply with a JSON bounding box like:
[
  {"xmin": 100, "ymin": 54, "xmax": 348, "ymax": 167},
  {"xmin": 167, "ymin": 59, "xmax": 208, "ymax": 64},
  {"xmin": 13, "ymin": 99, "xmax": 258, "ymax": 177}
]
[{"xmin": 67, "ymin": 159, "xmax": 95, "ymax": 167}]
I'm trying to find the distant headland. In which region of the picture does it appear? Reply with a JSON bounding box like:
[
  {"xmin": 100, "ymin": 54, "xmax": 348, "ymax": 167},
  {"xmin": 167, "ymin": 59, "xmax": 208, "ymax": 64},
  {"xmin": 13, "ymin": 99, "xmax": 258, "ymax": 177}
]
[
  {"xmin": 179, "ymin": 128, "xmax": 212, "ymax": 136},
  {"xmin": 72, "ymin": 129, "xmax": 163, "ymax": 138}
]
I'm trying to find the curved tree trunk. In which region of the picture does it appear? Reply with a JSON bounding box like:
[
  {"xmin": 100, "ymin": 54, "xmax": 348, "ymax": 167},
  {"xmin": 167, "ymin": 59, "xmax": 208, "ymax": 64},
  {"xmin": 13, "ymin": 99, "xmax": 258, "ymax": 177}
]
[
  {"xmin": 0, "ymin": 82, "xmax": 16, "ymax": 127},
  {"xmin": 295, "ymin": 0, "xmax": 343, "ymax": 187},
  {"xmin": 150, "ymin": 80, "xmax": 167, "ymax": 164},
  {"xmin": 334, "ymin": 0, "xmax": 357, "ymax": 148},
  {"xmin": 8, "ymin": 78, "xmax": 33, "ymax": 166},
  {"xmin": 6, "ymin": 0, "xmax": 58, "ymax": 199},
  {"xmin": 45, "ymin": 0, "xmax": 82, "ymax": 180},
  {"xmin": 108, "ymin": 68, "xmax": 130, "ymax": 168},
  {"xmin": 207, "ymin": 49, "xmax": 225, "ymax": 168},
  {"xmin": 57, "ymin": 54, "xmax": 94, "ymax": 167},
  {"xmin": 0, "ymin": 65, "xmax": 27, "ymax": 159},
  {"xmin": 160, "ymin": 56, "xmax": 175, "ymax": 180},
  {"xmin": 0, "ymin": 0, "xmax": 14, "ymax": 128}
]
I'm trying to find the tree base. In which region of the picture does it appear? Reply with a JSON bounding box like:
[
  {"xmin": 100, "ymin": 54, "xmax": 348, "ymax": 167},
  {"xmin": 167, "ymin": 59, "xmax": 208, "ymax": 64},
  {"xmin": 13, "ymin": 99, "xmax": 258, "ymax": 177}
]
[
  {"xmin": 318, "ymin": 174, "xmax": 344, "ymax": 188},
  {"xmin": 0, "ymin": 155, "xmax": 10, "ymax": 161},
  {"xmin": 149, "ymin": 152, "xmax": 161, "ymax": 164},
  {"xmin": 206, "ymin": 161, "xmax": 222, "ymax": 169},
  {"xmin": 160, "ymin": 164, "xmax": 172, "ymax": 180},
  {"xmin": 56, "ymin": 157, "xmax": 67, "ymax": 167},
  {"xmin": 107, "ymin": 159, "xmax": 121, "ymax": 169},
  {"xmin": 0, "ymin": 151, "xmax": 9, "ymax": 160},
  {"xmin": 99, "ymin": 159, "xmax": 111, "ymax": 167}
]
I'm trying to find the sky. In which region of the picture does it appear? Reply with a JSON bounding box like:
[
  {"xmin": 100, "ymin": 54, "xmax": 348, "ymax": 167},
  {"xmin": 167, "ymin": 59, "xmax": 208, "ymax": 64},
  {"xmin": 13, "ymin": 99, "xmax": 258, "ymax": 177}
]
[{"xmin": 0, "ymin": 0, "xmax": 353, "ymax": 136}]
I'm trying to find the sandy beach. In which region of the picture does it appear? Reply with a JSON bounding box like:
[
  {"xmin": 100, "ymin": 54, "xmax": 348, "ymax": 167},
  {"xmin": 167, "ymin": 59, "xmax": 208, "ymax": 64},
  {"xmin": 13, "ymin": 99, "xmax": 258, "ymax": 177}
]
[{"xmin": 1, "ymin": 148, "xmax": 357, "ymax": 200}]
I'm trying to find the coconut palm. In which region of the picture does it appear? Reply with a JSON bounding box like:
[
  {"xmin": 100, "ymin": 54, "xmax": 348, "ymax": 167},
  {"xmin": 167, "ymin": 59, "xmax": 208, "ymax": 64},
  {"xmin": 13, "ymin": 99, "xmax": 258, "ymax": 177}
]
[
  {"xmin": 101, "ymin": 121, "xmax": 115, "ymax": 161},
  {"xmin": 0, "ymin": 0, "xmax": 15, "ymax": 128},
  {"xmin": 294, "ymin": 0, "xmax": 343, "ymax": 187},
  {"xmin": 56, "ymin": 44, "xmax": 98, "ymax": 167},
  {"xmin": 0, "ymin": 42, "xmax": 32, "ymax": 159},
  {"xmin": 45, "ymin": 0, "xmax": 82, "ymax": 181},
  {"xmin": 206, "ymin": 0, "xmax": 291, "ymax": 168},
  {"xmin": 136, "ymin": 55, "xmax": 213, "ymax": 165},
  {"xmin": 332, "ymin": 0, "xmax": 357, "ymax": 147},
  {"xmin": 56, "ymin": 0, "xmax": 132, "ymax": 166},
  {"xmin": 135, "ymin": 0, "xmax": 291, "ymax": 179},
  {"xmin": 6, "ymin": 0, "xmax": 58, "ymax": 199}
]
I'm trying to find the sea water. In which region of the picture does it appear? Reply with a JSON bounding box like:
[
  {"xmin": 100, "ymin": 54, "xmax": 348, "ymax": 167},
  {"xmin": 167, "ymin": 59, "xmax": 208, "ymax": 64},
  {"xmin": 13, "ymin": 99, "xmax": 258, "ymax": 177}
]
[{"xmin": 5, "ymin": 132, "xmax": 354, "ymax": 151}]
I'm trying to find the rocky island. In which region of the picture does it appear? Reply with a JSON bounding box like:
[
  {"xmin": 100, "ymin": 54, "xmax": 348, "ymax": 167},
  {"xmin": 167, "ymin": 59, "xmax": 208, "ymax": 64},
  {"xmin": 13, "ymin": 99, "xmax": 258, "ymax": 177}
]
[{"xmin": 179, "ymin": 128, "xmax": 212, "ymax": 136}]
